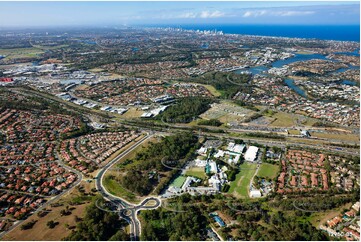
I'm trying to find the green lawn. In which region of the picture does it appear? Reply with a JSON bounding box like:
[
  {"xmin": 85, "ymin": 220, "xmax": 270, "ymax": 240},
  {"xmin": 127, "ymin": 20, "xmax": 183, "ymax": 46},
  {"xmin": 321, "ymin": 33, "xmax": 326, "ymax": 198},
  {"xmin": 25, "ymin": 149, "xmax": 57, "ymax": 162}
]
[
  {"xmin": 102, "ymin": 175, "xmax": 140, "ymax": 203},
  {"xmin": 170, "ymin": 176, "xmax": 187, "ymax": 188},
  {"xmin": 228, "ymin": 162, "xmax": 258, "ymax": 198},
  {"xmin": 185, "ymin": 167, "xmax": 206, "ymax": 180},
  {"xmin": 257, "ymin": 163, "xmax": 279, "ymax": 179}
]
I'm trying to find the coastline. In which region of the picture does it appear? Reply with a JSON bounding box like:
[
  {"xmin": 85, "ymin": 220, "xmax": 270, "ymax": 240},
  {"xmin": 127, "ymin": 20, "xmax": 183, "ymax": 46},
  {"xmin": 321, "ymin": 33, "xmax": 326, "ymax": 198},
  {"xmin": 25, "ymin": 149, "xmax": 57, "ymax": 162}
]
[{"xmin": 144, "ymin": 24, "xmax": 361, "ymax": 42}]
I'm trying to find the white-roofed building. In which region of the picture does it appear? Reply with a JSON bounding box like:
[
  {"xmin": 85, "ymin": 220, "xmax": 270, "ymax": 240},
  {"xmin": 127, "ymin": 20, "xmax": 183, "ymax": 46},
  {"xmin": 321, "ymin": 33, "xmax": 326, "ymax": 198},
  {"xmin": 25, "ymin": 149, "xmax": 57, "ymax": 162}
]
[
  {"xmin": 168, "ymin": 186, "xmax": 181, "ymax": 194},
  {"xmin": 117, "ymin": 108, "xmax": 128, "ymax": 115},
  {"xmin": 233, "ymin": 144, "xmax": 246, "ymax": 154},
  {"xmin": 100, "ymin": 106, "xmax": 112, "ymax": 111},
  {"xmin": 214, "ymin": 150, "xmax": 225, "ymax": 158},
  {"xmin": 227, "ymin": 142, "xmax": 235, "ymax": 151},
  {"xmin": 197, "ymin": 147, "xmax": 208, "ymax": 156},
  {"xmin": 182, "ymin": 176, "xmax": 196, "ymax": 191},
  {"xmin": 208, "ymin": 174, "xmax": 221, "ymax": 186},
  {"xmin": 221, "ymin": 166, "xmax": 228, "ymax": 172},
  {"xmin": 141, "ymin": 112, "xmax": 153, "ymax": 118},
  {"xmin": 209, "ymin": 161, "xmax": 218, "ymax": 173},
  {"xmin": 352, "ymin": 201, "xmax": 360, "ymax": 211},
  {"xmin": 228, "ymin": 154, "xmax": 240, "ymax": 165},
  {"xmin": 195, "ymin": 158, "xmax": 207, "ymax": 167},
  {"xmin": 227, "ymin": 142, "xmax": 246, "ymax": 154},
  {"xmin": 250, "ymin": 190, "xmax": 262, "ymax": 198},
  {"xmin": 244, "ymin": 146, "xmax": 259, "ymax": 162}
]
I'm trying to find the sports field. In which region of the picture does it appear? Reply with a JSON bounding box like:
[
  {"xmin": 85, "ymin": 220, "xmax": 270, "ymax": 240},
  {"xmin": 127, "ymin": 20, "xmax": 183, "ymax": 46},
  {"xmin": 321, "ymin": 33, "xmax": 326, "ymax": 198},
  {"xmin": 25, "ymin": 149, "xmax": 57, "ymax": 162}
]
[
  {"xmin": 185, "ymin": 167, "xmax": 206, "ymax": 180},
  {"xmin": 257, "ymin": 163, "xmax": 279, "ymax": 179},
  {"xmin": 170, "ymin": 176, "xmax": 187, "ymax": 188},
  {"xmin": 228, "ymin": 162, "xmax": 258, "ymax": 198}
]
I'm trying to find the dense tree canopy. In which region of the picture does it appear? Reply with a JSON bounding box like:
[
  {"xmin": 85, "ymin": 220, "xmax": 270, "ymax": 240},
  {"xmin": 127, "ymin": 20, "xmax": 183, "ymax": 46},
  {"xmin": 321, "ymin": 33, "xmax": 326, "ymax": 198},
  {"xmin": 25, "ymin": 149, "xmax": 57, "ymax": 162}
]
[
  {"xmin": 120, "ymin": 133, "xmax": 199, "ymax": 196},
  {"xmin": 63, "ymin": 199, "xmax": 128, "ymax": 241},
  {"xmin": 140, "ymin": 206, "xmax": 208, "ymax": 241},
  {"xmin": 157, "ymin": 97, "xmax": 213, "ymax": 123},
  {"xmin": 188, "ymin": 72, "xmax": 251, "ymax": 98}
]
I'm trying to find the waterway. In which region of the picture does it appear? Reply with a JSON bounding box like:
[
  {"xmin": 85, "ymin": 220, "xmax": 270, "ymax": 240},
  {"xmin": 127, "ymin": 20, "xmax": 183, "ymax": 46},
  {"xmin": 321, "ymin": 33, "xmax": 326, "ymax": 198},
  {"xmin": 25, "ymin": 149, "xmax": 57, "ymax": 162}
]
[
  {"xmin": 236, "ymin": 66, "xmax": 268, "ymax": 75},
  {"xmin": 334, "ymin": 64, "xmax": 359, "ymax": 73},
  {"xmin": 334, "ymin": 48, "xmax": 360, "ymax": 56},
  {"xmin": 339, "ymin": 80, "xmax": 357, "ymax": 86},
  {"xmin": 284, "ymin": 79, "xmax": 307, "ymax": 98},
  {"xmin": 234, "ymin": 52, "xmax": 359, "ymax": 97},
  {"xmin": 271, "ymin": 53, "xmax": 328, "ymax": 68},
  {"xmin": 60, "ymin": 79, "xmax": 83, "ymax": 85}
]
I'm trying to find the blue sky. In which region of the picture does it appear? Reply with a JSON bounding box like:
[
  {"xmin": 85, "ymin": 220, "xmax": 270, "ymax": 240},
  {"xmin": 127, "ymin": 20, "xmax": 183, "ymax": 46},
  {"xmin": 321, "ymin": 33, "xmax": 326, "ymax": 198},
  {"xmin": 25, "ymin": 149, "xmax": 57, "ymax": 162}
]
[{"xmin": 0, "ymin": 1, "xmax": 359, "ymax": 27}]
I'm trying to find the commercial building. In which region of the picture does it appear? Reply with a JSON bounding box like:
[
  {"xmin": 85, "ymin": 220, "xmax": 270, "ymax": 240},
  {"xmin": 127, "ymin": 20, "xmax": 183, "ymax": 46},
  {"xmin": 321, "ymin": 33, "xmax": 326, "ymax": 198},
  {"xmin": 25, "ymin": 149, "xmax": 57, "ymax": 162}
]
[{"xmin": 245, "ymin": 146, "xmax": 259, "ymax": 162}]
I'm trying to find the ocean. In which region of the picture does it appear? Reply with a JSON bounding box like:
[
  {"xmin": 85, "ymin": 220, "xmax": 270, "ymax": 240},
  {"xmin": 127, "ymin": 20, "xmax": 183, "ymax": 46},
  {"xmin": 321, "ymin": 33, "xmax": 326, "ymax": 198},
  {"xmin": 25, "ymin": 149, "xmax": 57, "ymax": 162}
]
[{"xmin": 151, "ymin": 24, "xmax": 360, "ymax": 42}]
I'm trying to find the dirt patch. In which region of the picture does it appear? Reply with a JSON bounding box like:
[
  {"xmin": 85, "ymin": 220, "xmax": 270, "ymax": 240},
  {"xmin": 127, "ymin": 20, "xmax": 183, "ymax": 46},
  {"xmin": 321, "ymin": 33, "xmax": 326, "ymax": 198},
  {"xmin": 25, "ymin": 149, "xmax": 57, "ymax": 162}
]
[{"xmin": 3, "ymin": 203, "xmax": 89, "ymax": 241}]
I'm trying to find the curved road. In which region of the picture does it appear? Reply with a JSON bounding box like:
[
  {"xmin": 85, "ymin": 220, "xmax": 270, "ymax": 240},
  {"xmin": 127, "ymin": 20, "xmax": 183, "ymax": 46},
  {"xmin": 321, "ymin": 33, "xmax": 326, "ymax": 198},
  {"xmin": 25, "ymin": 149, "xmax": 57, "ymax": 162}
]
[{"xmin": 95, "ymin": 133, "xmax": 161, "ymax": 240}]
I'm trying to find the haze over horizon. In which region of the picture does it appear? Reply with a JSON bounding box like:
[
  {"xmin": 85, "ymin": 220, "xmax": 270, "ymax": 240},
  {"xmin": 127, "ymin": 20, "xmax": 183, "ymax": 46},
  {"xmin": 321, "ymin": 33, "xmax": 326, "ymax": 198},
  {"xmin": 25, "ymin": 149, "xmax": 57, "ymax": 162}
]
[{"xmin": 0, "ymin": 1, "xmax": 359, "ymax": 28}]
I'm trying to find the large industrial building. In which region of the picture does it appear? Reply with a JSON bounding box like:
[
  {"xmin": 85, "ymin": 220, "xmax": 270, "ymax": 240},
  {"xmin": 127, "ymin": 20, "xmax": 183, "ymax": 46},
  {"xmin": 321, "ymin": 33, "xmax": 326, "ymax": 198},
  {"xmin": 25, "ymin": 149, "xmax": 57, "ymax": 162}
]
[{"xmin": 244, "ymin": 146, "xmax": 259, "ymax": 162}]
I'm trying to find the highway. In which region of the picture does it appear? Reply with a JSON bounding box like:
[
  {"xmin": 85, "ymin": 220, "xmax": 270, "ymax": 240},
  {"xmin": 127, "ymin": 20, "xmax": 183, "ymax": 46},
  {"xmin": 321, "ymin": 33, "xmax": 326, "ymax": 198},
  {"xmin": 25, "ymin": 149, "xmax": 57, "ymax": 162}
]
[
  {"xmin": 23, "ymin": 86, "xmax": 358, "ymax": 156},
  {"xmin": 143, "ymin": 123, "xmax": 359, "ymax": 156},
  {"xmin": 95, "ymin": 133, "xmax": 161, "ymax": 241},
  {"xmin": 139, "ymin": 125, "xmax": 358, "ymax": 157}
]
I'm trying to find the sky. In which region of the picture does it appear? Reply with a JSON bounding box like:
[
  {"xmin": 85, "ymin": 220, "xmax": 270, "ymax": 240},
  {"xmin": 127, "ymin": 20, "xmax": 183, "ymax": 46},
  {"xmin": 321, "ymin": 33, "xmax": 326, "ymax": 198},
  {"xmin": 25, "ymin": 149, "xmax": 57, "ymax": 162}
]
[{"xmin": 0, "ymin": 1, "xmax": 359, "ymax": 27}]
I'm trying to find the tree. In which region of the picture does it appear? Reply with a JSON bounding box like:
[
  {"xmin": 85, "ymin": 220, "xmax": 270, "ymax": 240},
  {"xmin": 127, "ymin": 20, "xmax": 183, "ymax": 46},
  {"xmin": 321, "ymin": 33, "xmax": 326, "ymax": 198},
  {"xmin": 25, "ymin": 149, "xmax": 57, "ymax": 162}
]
[
  {"xmin": 63, "ymin": 199, "xmax": 125, "ymax": 241},
  {"xmin": 20, "ymin": 220, "xmax": 37, "ymax": 230},
  {"xmin": 140, "ymin": 202, "xmax": 207, "ymax": 241},
  {"xmin": 108, "ymin": 230, "xmax": 129, "ymax": 241},
  {"xmin": 46, "ymin": 220, "xmax": 57, "ymax": 229}
]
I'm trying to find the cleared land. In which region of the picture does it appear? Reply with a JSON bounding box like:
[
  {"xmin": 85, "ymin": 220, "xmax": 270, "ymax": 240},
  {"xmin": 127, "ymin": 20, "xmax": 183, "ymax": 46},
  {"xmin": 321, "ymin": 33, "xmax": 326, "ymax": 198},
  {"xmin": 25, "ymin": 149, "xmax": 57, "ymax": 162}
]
[
  {"xmin": 199, "ymin": 83, "xmax": 222, "ymax": 97},
  {"xmin": 88, "ymin": 68, "xmax": 106, "ymax": 72},
  {"xmin": 257, "ymin": 163, "xmax": 279, "ymax": 179},
  {"xmin": 248, "ymin": 116, "xmax": 275, "ymax": 126},
  {"xmin": 0, "ymin": 47, "xmax": 44, "ymax": 60},
  {"xmin": 228, "ymin": 162, "xmax": 258, "ymax": 198},
  {"xmin": 120, "ymin": 107, "xmax": 143, "ymax": 118},
  {"xmin": 295, "ymin": 51, "xmax": 315, "ymax": 55},
  {"xmin": 310, "ymin": 132, "xmax": 360, "ymax": 143},
  {"xmin": 200, "ymin": 100, "xmax": 256, "ymax": 123},
  {"xmin": 308, "ymin": 202, "xmax": 352, "ymax": 228},
  {"xmin": 270, "ymin": 112, "xmax": 296, "ymax": 127},
  {"xmin": 288, "ymin": 129, "xmax": 300, "ymax": 135},
  {"xmin": 269, "ymin": 111, "xmax": 318, "ymax": 128}
]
